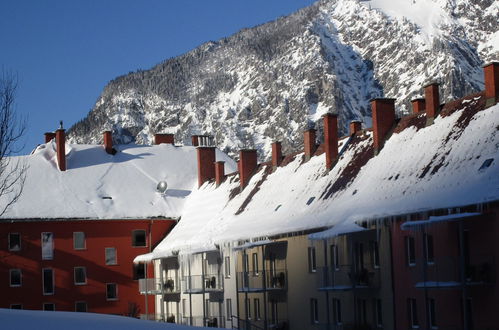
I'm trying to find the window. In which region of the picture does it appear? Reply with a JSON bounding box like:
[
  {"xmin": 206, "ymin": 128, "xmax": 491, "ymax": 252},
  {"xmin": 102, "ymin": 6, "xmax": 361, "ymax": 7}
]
[
  {"xmin": 182, "ymin": 299, "xmax": 187, "ymax": 317},
  {"xmin": 254, "ymin": 298, "xmax": 261, "ymax": 320},
  {"xmin": 10, "ymin": 304, "xmax": 22, "ymax": 309},
  {"xmin": 246, "ymin": 298, "xmax": 251, "ymax": 319},
  {"xmin": 310, "ymin": 298, "xmax": 319, "ymax": 324},
  {"xmin": 133, "ymin": 263, "xmax": 145, "ymax": 280},
  {"xmin": 424, "ymin": 234, "xmax": 434, "ymax": 264},
  {"xmin": 75, "ymin": 301, "xmax": 87, "ymax": 312},
  {"xmin": 8, "ymin": 233, "xmax": 21, "ymax": 251},
  {"xmin": 308, "ymin": 247, "xmax": 317, "ymax": 273},
  {"xmin": 105, "ymin": 247, "xmax": 117, "ymax": 265},
  {"xmin": 74, "ymin": 267, "xmax": 87, "ymax": 285},
  {"xmin": 375, "ymin": 299, "xmax": 383, "ymax": 328},
  {"xmin": 224, "ymin": 256, "xmax": 231, "ymax": 278},
  {"xmin": 106, "ymin": 283, "xmax": 118, "ymax": 300},
  {"xmin": 226, "ymin": 298, "xmax": 232, "ymax": 321},
  {"xmin": 41, "ymin": 232, "xmax": 54, "ymax": 260},
  {"xmin": 333, "ymin": 299, "xmax": 342, "ymax": 325},
  {"xmin": 43, "ymin": 303, "xmax": 55, "ymax": 311},
  {"xmin": 355, "ymin": 243, "xmax": 365, "ymax": 271},
  {"xmin": 244, "ymin": 254, "xmax": 249, "ymax": 273},
  {"xmin": 407, "ymin": 298, "xmax": 419, "ymax": 328},
  {"xmin": 132, "ymin": 230, "xmax": 146, "ymax": 247},
  {"xmin": 371, "ymin": 241, "xmax": 380, "ymax": 268},
  {"xmin": 9, "ymin": 269, "xmax": 21, "ymax": 287},
  {"xmin": 252, "ymin": 253, "xmax": 259, "ymax": 275},
  {"xmin": 330, "ymin": 244, "xmax": 339, "ymax": 271},
  {"xmin": 405, "ymin": 236, "xmax": 416, "ymax": 266},
  {"xmin": 271, "ymin": 300, "xmax": 278, "ymax": 325},
  {"xmin": 43, "ymin": 268, "xmax": 54, "ymax": 295},
  {"xmin": 73, "ymin": 232, "xmax": 85, "ymax": 250},
  {"xmin": 428, "ymin": 298, "xmax": 437, "ymax": 328},
  {"xmin": 357, "ymin": 298, "xmax": 367, "ymax": 325}
]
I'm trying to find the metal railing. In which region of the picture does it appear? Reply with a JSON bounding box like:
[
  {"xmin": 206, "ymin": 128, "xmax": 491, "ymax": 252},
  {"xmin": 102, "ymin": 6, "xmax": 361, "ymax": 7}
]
[
  {"xmin": 180, "ymin": 316, "xmax": 225, "ymax": 327},
  {"xmin": 316, "ymin": 265, "xmax": 380, "ymax": 290},
  {"xmin": 237, "ymin": 269, "xmax": 288, "ymax": 292},
  {"xmin": 181, "ymin": 273, "xmax": 224, "ymax": 293},
  {"xmin": 138, "ymin": 277, "xmax": 180, "ymax": 295}
]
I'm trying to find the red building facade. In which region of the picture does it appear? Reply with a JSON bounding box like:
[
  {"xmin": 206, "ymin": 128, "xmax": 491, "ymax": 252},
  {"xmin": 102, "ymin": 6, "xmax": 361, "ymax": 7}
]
[{"xmin": 1, "ymin": 219, "xmax": 175, "ymax": 315}]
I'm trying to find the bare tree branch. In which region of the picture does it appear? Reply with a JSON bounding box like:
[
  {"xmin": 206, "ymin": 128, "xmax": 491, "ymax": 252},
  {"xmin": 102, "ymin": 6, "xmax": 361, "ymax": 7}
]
[{"xmin": 0, "ymin": 71, "xmax": 27, "ymax": 216}]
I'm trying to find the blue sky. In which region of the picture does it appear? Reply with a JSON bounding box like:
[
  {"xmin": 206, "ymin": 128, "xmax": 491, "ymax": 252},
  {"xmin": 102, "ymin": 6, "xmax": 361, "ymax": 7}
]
[{"xmin": 0, "ymin": 0, "xmax": 315, "ymax": 154}]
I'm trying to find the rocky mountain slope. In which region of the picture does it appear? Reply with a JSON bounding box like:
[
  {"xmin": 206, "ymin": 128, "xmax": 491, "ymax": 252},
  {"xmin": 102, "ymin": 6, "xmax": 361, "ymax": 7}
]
[{"xmin": 68, "ymin": 0, "xmax": 498, "ymax": 160}]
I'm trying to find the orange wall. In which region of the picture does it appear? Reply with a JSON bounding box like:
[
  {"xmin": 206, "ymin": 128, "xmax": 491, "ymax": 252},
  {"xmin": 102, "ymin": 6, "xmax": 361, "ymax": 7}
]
[{"xmin": 0, "ymin": 219, "xmax": 174, "ymax": 315}]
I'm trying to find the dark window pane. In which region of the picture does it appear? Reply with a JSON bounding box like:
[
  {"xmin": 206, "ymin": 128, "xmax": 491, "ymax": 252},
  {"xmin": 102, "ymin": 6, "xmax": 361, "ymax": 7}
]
[
  {"xmin": 132, "ymin": 230, "xmax": 146, "ymax": 247},
  {"xmin": 8, "ymin": 233, "xmax": 21, "ymax": 251},
  {"xmin": 43, "ymin": 269, "xmax": 54, "ymax": 294},
  {"xmin": 74, "ymin": 267, "xmax": 86, "ymax": 285},
  {"xmin": 133, "ymin": 264, "xmax": 145, "ymax": 280},
  {"xmin": 75, "ymin": 302, "xmax": 87, "ymax": 312},
  {"xmin": 43, "ymin": 303, "xmax": 55, "ymax": 311},
  {"xmin": 106, "ymin": 283, "xmax": 117, "ymax": 300},
  {"xmin": 10, "ymin": 269, "xmax": 21, "ymax": 286}
]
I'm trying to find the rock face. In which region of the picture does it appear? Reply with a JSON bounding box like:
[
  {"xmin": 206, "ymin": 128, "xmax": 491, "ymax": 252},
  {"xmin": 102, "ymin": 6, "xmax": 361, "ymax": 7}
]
[{"xmin": 68, "ymin": 0, "xmax": 498, "ymax": 160}]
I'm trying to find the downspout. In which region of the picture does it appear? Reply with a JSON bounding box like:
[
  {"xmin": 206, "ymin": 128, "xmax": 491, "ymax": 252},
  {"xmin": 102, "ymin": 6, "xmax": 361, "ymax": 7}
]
[
  {"xmin": 144, "ymin": 263, "xmax": 149, "ymax": 319},
  {"xmin": 459, "ymin": 221, "xmax": 469, "ymax": 330},
  {"xmin": 262, "ymin": 245, "xmax": 268, "ymax": 330},
  {"xmin": 159, "ymin": 260, "xmax": 165, "ymax": 322},
  {"xmin": 189, "ymin": 257, "xmax": 193, "ymax": 326},
  {"xmin": 422, "ymin": 228, "xmax": 429, "ymax": 330},
  {"xmin": 202, "ymin": 252, "xmax": 207, "ymax": 326},
  {"xmin": 323, "ymin": 239, "xmax": 331, "ymax": 330}
]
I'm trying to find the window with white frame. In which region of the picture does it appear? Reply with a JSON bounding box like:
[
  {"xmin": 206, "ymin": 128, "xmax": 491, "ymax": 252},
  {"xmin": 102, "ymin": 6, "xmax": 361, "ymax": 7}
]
[
  {"xmin": 407, "ymin": 298, "xmax": 419, "ymax": 328},
  {"xmin": 43, "ymin": 303, "xmax": 55, "ymax": 311},
  {"xmin": 252, "ymin": 253, "xmax": 259, "ymax": 275},
  {"xmin": 330, "ymin": 244, "xmax": 339, "ymax": 271},
  {"xmin": 405, "ymin": 236, "xmax": 416, "ymax": 266},
  {"xmin": 224, "ymin": 256, "xmax": 231, "ymax": 278},
  {"xmin": 43, "ymin": 268, "xmax": 54, "ymax": 295},
  {"xmin": 8, "ymin": 233, "xmax": 21, "ymax": 251},
  {"xmin": 74, "ymin": 267, "xmax": 87, "ymax": 285},
  {"xmin": 254, "ymin": 298, "xmax": 261, "ymax": 320},
  {"xmin": 75, "ymin": 301, "xmax": 87, "ymax": 312},
  {"xmin": 246, "ymin": 298, "xmax": 251, "ymax": 319},
  {"xmin": 41, "ymin": 232, "xmax": 54, "ymax": 260},
  {"xmin": 105, "ymin": 247, "xmax": 117, "ymax": 265},
  {"xmin": 310, "ymin": 298, "xmax": 319, "ymax": 324},
  {"xmin": 106, "ymin": 283, "xmax": 118, "ymax": 300},
  {"xmin": 226, "ymin": 298, "xmax": 232, "ymax": 321},
  {"xmin": 308, "ymin": 247, "xmax": 317, "ymax": 273},
  {"xmin": 73, "ymin": 232, "xmax": 85, "ymax": 250},
  {"xmin": 9, "ymin": 269, "xmax": 21, "ymax": 287},
  {"xmin": 371, "ymin": 241, "xmax": 380, "ymax": 268},
  {"xmin": 424, "ymin": 234, "xmax": 434, "ymax": 264},
  {"xmin": 132, "ymin": 230, "xmax": 146, "ymax": 247}
]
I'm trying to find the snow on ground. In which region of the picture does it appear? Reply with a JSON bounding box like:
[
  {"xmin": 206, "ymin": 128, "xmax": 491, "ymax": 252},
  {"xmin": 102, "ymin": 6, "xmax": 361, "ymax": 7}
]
[{"xmin": 0, "ymin": 309, "xmax": 210, "ymax": 330}]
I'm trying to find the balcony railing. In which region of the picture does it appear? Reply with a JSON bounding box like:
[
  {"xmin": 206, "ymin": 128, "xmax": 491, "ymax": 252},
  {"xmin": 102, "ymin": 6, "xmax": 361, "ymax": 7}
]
[
  {"xmin": 182, "ymin": 274, "xmax": 223, "ymax": 293},
  {"xmin": 412, "ymin": 255, "xmax": 495, "ymax": 289},
  {"xmin": 237, "ymin": 269, "xmax": 287, "ymax": 292},
  {"xmin": 138, "ymin": 277, "xmax": 180, "ymax": 295},
  {"xmin": 180, "ymin": 316, "xmax": 225, "ymax": 327},
  {"xmin": 317, "ymin": 265, "xmax": 380, "ymax": 291}
]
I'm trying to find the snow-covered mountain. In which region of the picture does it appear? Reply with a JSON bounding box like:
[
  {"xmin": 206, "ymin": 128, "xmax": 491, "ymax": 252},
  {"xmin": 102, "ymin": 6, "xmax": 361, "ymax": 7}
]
[{"xmin": 68, "ymin": 0, "xmax": 498, "ymax": 160}]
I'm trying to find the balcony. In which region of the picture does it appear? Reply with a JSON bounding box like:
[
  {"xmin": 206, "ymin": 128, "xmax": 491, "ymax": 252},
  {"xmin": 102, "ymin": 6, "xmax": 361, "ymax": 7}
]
[
  {"xmin": 237, "ymin": 269, "xmax": 287, "ymax": 292},
  {"xmin": 180, "ymin": 316, "xmax": 225, "ymax": 328},
  {"xmin": 317, "ymin": 265, "xmax": 380, "ymax": 291},
  {"xmin": 182, "ymin": 274, "xmax": 223, "ymax": 293},
  {"xmin": 412, "ymin": 256, "xmax": 495, "ymax": 289},
  {"xmin": 138, "ymin": 277, "xmax": 180, "ymax": 295}
]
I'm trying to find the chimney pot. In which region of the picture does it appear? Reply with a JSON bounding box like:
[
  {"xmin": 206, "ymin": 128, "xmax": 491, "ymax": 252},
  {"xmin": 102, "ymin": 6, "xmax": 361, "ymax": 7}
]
[
  {"xmin": 103, "ymin": 131, "xmax": 115, "ymax": 154},
  {"xmin": 303, "ymin": 129, "xmax": 317, "ymax": 161},
  {"xmin": 484, "ymin": 62, "xmax": 499, "ymax": 107},
  {"xmin": 196, "ymin": 147, "xmax": 216, "ymax": 188},
  {"xmin": 44, "ymin": 132, "xmax": 56, "ymax": 143},
  {"xmin": 371, "ymin": 98, "xmax": 396, "ymax": 154},
  {"xmin": 323, "ymin": 113, "xmax": 338, "ymax": 170},
  {"xmin": 154, "ymin": 133, "xmax": 174, "ymax": 145},
  {"xmin": 411, "ymin": 98, "xmax": 426, "ymax": 114},
  {"xmin": 215, "ymin": 161, "xmax": 225, "ymax": 187},
  {"xmin": 191, "ymin": 135, "xmax": 199, "ymax": 147},
  {"xmin": 424, "ymin": 82, "xmax": 440, "ymax": 120},
  {"xmin": 349, "ymin": 120, "xmax": 362, "ymax": 136},
  {"xmin": 271, "ymin": 141, "xmax": 283, "ymax": 169},
  {"xmin": 239, "ymin": 149, "xmax": 258, "ymax": 189},
  {"xmin": 55, "ymin": 128, "xmax": 66, "ymax": 171}
]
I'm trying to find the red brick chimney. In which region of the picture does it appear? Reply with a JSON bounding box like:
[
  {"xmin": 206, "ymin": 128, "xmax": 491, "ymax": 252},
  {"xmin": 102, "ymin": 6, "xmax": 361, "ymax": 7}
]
[
  {"xmin": 55, "ymin": 128, "xmax": 66, "ymax": 171},
  {"xmin": 304, "ymin": 129, "xmax": 317, "ymax": 161},
  {"xmin": 424, "ymin": 82, "xmax": 440, "ymax": 120},
  {"xmin": 239, "ymin": 149, "xmax": 258, "ymax": 189},
  {"xmin": 44, "ymin": 132, "xmax": 56, "ymax": 143},
  {"xmin": 411, "ymin": 98, "xmax": 426, "ymax": 114},
  {"xmin": 484, "ymin": 62, "xmax": 499, "ymax": 107},
  {"xmin": 191, "ymin": 135, "xmax": 199, "ymax": 147},
  {"xmin": 103, "ymin": 131, "xmax": 114, "ymax": 155},
  {"xmin": 155, "ymin": 133, "xmax": 174, "ymax": 145},
  {"xmin": 323, "ymin": 113, "xmax": 338, "ymax": 170},
  {"xmin": 215, "ymin": 161, "xmax": 225, "ymax": 187},
  {"xmin": 271, "ymin": 141, "xmax": 282, "ymax": 169},
  {"xmin": 349, "ymin": 121, "xmax": 362, "ymax": 136},
  {"xmin": 196, "ymin": 147, "xmax": 216, "ymax": 188},
  {"xmin": 371, "ymin": 98, "xmax": 396, "ymax": 154}
]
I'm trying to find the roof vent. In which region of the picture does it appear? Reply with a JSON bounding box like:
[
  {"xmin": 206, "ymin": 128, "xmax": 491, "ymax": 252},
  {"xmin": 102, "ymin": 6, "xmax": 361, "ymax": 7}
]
[
  {"xmin": 157, "ymin": 181, "xmax": 168, "ymax": 193},
  {"xmin": 479, "ymin": 158, "xmax": 494, "ymax": 171},
  {"xmin": 306, "ymin": 197, "xmax": 315, "ymax": 205}
]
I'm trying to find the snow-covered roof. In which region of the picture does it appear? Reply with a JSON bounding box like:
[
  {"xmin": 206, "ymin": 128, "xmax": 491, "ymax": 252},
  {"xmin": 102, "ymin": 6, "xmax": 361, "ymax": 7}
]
[
  {"xmin": 137, "ymin": 92, "xmax": 499, "ymax": 261},
  {"xmin": 0, "ymin": 142, "xmax": 235, "ymax": 220}
]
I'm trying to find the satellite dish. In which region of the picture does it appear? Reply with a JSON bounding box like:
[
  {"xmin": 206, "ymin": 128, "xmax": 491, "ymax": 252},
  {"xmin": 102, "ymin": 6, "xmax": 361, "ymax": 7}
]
[{"xmin": 157, "ymin": 181, "xmax": 168, "ymax": 193}]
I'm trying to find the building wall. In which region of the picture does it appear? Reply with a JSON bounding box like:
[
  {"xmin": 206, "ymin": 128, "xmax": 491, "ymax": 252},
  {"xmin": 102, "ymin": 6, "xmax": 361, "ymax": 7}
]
[{"xmin": 0, "ymin": 219, "xmax": 174, "ymax": 315}]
